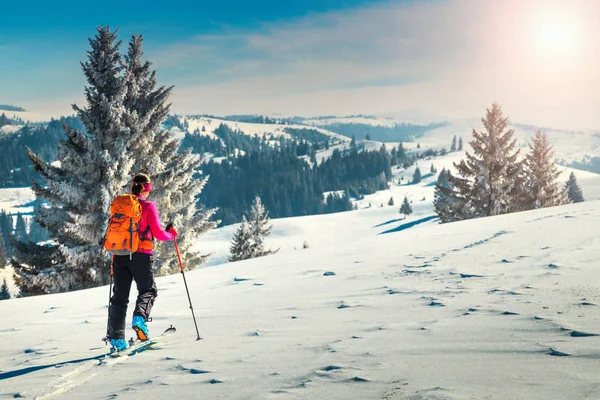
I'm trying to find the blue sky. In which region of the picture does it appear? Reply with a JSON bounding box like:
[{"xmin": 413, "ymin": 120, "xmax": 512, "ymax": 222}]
[{"xmin": 1, "ymin": 0, "xmax": 598, "ymax": 129}]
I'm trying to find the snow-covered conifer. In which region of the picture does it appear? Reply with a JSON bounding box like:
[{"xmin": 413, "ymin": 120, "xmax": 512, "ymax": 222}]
[
  {"xmin": 228, "ymin": 216, "xmax": 252, "ymax": 262},
  {"xmin": 412, "ymin": 166, "xmax": 422, "ymax": 184},
  {"xmin": 451, "ymin": 135, "xmax": 457, "ymax": 152},
  {"xmin": 447, "ymin": 103, "xmax": 523, "ymax": 220},
  {"xmin": 522, "ymin": 130, "xmax": 566, "ymax": 209},
  {"xmin": 458, "ymin": 137, "xmax": 464, "ymax": 151},
  {"xmin": 12, "ymin": 27, "xmax": 132, "ymax": 294},
  {"xmin": 0, "ymin": 235, "xmax": 7, "ymax": 268},
  {"xmin": 388, "ymin": 197, "xmax": 394, "ymax": 206},
  {"xmin": 0, "ymin": 278, "xmax": 10, "ymax": 300},
  {"xmin": 399, "ymin": 196, "xmax": 413, "ymax": 217},
  {"xmin": 246, "ymin": 196, "xmax": 277, "ymax": 258},
  {"xmin": 12, "ymin": 28, "xmax": 217, "ymax": 294},
  {"xmin": 14, "ymin": 214, "xmax": 28, "ymax": 242},
  {"xmin": 565, "ymin": 172, "xmax": 584, "ymax": 203}
]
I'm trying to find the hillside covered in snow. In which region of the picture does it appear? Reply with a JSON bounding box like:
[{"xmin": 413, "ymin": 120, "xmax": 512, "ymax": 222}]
[{"xmin": 1, "ymin": 198, "xmax": 600, "ymax": 399}]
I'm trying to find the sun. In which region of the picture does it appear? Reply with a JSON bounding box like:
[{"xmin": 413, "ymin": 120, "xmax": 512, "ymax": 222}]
[{"xmin": 532, "ymin": 12, "xmax": 580, "ymax": 58}]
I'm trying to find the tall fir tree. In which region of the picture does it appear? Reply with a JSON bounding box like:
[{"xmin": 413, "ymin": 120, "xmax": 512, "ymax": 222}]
[
  {"xmin": 399, "ymin": 196, "xmax": 413, "ymax": 217},
  {"xmin": 122, "ymin": 34, "xmax": 218, "ymax": 274},
  {"xmin": 14, "ymin": 214, "xmax": 28, "ymax": 242},
  {"xmin": 246, "ymin": 196, "xmax": 277, "ymax": 258},
  {"xmin": 0, "ymin": 278, "xmax": 10, "ymax": 300},
  {"xmin": 445, "ymin": 104, "xmax": 523, "ymax": 220},
  {"xmin": 451, "ymin": 135, "xmax": 457, "ymax": 152},
  {"xmin": 433, "ymin": 168, "xmax": 467, "ymax": 223},
  {"xmin": 565, "ymin": 172, "xmax": 584, "ymax": 203},
  {"xmin": 12, "ymin": 27, "xmax": 216, "ymax": 295},
  {"xmin": 458, "ymin": 136, "xmax": 464, "ymax": 151},
  {"xmin": 522, "ymin": 130, "xmax": 565, "ymax": 209},
  {"xmin": 0, "ymin": 210, "xmax": 12, "ymax": 257},
  {"xmin": 412, "ymin": 166, "xmax": 422, "ymax": 184},
  {"xmin": 0, "ymin": 234, "xmax": 7, "ymax": 268},
  {"xmin": 12, "ymin": 27, "xmax": 133, "ymax": 295},
  {"xmin": 228, "ymin": 216, "xmax": 252, "ymax": 262}
]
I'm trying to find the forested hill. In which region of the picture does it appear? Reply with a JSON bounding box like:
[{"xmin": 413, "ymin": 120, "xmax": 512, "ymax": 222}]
[
  {"xmin": 0, "ymin": 117, "xmax": 84, "ymax": 187},
  {"xmin": 0, "ymin": 104, "xmax": 26, "ymax": 112}
]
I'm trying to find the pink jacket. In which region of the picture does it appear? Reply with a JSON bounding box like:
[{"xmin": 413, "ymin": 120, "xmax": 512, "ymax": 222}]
[{"xmin": 137, "ymin": 197, "xmax": 175, "ymax": 254}]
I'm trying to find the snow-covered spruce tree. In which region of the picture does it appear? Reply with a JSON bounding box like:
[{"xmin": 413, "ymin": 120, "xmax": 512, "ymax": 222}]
[
  {"xmin": 12, "ymin": 27, "xmax": 143, "ymax": 294},
  {"xmin": 0, "ymin": 235, "xmax": 7, "ymax": 268},
  {"xmin": 412, "ymin": 166, "xmax": 422, "ymax": 184},
  {"xmin": 0, "ymin": 278, "xmax": 10, "ymax": 300},
  {"xmin": 0, "ymin": 210, "xmax": 12, "ymax": 257},
  {"xmin": 388, "ymin": 196, "xmax": 394, "ymax": 206},
  {"xmin": 451, "ymin": 135, "xmax": 457, "ymax": 152},
  {"xmin": 458, "ymin": 137, "xmax": 463, "ymax": 151},
  {"xmin": 565, "ymin": 172, "xmax": 584, "ymax": 203},
  {"xmin": 122, "ymin": 35, "xmax": 217, "ymax": 274},
  {"xmin": 14, "ymin": 214, "xmax": 28, "ymax": 242},
  {"xmin": 446, "ymin": 103, "xmax": 524, "ymax": 220},
  {"xmin": 246, "ymin": 196, "xmax": 277, "ymax": 259},
  {"xmin": 228, "ymin": 216, "xmax": 252, "ymax": 262},
  {"xmin": 399, "ymin": 196, "xmax": 412, "ymax": 217},
  {"xmin": 522, "ymin": 130, "xmax": 566, "ymax": 209}
]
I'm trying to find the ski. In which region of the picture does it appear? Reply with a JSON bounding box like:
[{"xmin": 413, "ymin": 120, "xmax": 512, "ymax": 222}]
[{"xmin": 108, "ymin": 325, "xmax": 176, "ymax": 358}]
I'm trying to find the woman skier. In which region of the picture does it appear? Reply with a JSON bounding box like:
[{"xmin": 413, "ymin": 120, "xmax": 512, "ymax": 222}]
[{"xmin": 108, "ymin": 173, "xmax": 178, "ymax": 351}]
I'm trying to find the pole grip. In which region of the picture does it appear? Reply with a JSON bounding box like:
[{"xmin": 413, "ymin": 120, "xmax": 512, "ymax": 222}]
[{"xmin": 174, "ymin": 239, "xmax": 185, "ymax": 272}]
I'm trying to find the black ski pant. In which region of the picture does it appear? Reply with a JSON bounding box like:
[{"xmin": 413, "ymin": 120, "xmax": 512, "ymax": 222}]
[{"xmin": 108, "ymin": 252, "xmax": 157, "ymax": 339}]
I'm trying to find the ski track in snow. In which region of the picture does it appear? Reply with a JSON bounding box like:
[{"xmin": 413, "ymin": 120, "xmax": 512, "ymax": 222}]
[{"xmin": 1, "ymin": 201, "xmax": 600, "ymax": 399}]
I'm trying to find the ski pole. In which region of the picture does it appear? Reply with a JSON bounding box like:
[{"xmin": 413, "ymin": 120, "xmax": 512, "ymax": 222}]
[{"xmin": 174, "ymin": 238, "xmax": 202, "ymax": 340}]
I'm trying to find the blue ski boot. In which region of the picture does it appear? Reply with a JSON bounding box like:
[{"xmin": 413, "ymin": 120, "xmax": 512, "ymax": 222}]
[
  {"xmin": 110, "ymin": 338, "xmax": 129, "ymax": 352},
  {"xmin": 132, "ymin": 315, "xmax": 150, "ymax": 341}
]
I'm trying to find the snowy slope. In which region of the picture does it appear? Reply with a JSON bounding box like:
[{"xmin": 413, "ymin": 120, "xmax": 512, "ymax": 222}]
[
  {"xmin": 0, "ymin": 187, "xmax": 35, "ymax": 214},
  {"xmin": 198, "ymin": 157, "xmax": 600, "ymax": 268},
  {"xmin": 182, "ymin": 116, "xmax": 350, "ymax": 142},
  {"xmin": 305, "ymin": 116, "xmax": 399, "ymax": 127},
  {"xmin": 0, "ymin": 125, "xmax": 21, "ymax": 135},
  {"xmin": 2, "ymin": 200, "xmax": 600, "ymax": 399}
]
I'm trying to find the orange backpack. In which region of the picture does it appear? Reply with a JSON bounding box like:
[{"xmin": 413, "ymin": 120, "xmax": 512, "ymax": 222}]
[{"xmin": 103, "ymin": 194, "xmax": 142, "ymax": 257}]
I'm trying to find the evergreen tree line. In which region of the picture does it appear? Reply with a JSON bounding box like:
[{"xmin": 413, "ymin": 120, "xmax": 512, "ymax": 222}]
[
  {"xmin": 0, "ymin": 113, "xmax": 26, "ymax": 128},
  {"xmin": 0, "ymin": 104, "xmax": 26, "ymax": 112},
  {"xmin": 434, "ymin": 104, "xmax": 584, "ymax": 223},
  {"xmin": 0, "ymin": 209, "xmax": 50, "ymax": 260},
  {"xmin": 0, "ymin": 117, "xmax": 84, "ymax": 186},
  {"xmin": 180, "ymin": 123, "xmax": 265, "ymax": 157},
  {"xmin": 186, "ymin": 114, "xmax": 305, "ymax": 125},
  {"xmin": 11, "ymin": 27, "xmax": 217, "ymax": 296},
  {"xmin": 179, "ymin": 124, "xmax": 337, "ymax": 160},
  {"xmin": 565, "ymin": 156, "xmax": 600, "ymax": 174},
  {"xmin": 200, "ymin": 139, "xmax": 414, "ymax": 225}
]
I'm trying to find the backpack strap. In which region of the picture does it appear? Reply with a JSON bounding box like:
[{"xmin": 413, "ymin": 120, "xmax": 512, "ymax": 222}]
[
  {"xmin": 137, "ymin": 198, "xmax": 154, "ymax": 243},
  {"xmin": 140, "ymin": 225, "xmax": 152, "ymax": 241}
]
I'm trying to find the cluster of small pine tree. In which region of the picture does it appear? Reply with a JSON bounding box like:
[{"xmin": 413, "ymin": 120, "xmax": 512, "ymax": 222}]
[{"xmin": 434, "ymin": 104, "xmax": 583, "ymax": 223}]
